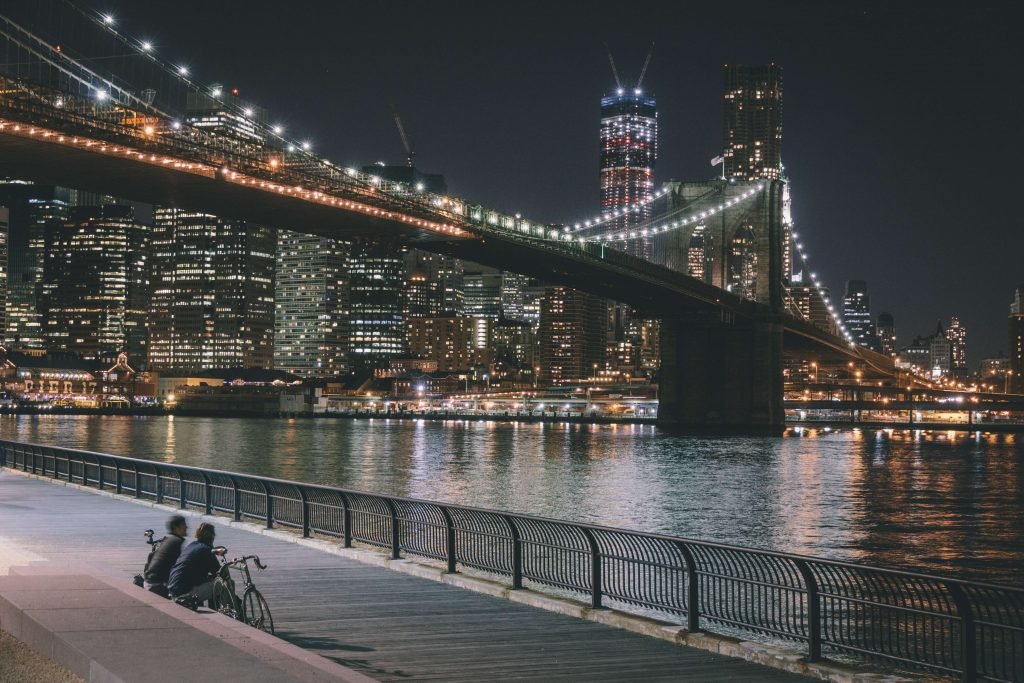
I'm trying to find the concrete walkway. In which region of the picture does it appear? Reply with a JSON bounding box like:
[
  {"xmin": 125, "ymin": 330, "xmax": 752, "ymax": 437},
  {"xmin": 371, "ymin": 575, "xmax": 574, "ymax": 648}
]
[{"xmin": 0, "ymin": 470, "xmax": 818, "ymax": 682}]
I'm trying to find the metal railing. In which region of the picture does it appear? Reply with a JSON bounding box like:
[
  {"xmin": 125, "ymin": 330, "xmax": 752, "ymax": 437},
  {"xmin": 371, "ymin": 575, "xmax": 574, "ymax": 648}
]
[{"xmin": 1, "ymin": 439, "xmax": 1020, "ymax": 682}]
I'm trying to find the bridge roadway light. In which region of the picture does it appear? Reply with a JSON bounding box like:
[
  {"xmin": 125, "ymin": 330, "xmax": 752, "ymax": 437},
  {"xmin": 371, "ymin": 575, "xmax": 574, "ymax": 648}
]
[
  {"xmin": 141, "ymin": 41, "xmax": 152, "ymax": 52},
  {"xmin": 102, "ymin": 14, "xmax": 114, "ymax": 25},
  {"xmin": 301, "ymin": 141, "xmax": 311, "ymax": 151},
  {"xmin": 272, "ymin": 125, "xmax": 284, "ymax": 135},
  {"xmin": 178, "ymin": 66, "xmax": 189, "ymax": 76}
]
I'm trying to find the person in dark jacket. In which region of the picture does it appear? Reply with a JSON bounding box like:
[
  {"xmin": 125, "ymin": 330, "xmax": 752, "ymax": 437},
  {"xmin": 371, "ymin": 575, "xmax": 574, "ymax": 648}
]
[
  {"xmin": 143, "ymin": 515, "xmax": 188, "ymax": 596},
  {"xmin": 167, "ymin": 522, "xmax": 223, "ymax": 602}
]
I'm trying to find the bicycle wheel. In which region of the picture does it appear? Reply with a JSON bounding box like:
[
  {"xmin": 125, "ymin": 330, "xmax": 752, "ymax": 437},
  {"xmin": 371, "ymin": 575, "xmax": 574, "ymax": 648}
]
[
  {"xmin": 242, "ymin": 587, "xmax": 274, "ymax": 634},
  {"xmin": 212, "ymin": 578, "xmax": 240, "ymax": 620}
]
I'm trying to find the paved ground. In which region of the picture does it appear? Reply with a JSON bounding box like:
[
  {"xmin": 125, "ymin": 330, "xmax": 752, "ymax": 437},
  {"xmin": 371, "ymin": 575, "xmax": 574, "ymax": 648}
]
[{"xmin": 0, "ymin": 470, "xmax": 813, "ymax": 682}]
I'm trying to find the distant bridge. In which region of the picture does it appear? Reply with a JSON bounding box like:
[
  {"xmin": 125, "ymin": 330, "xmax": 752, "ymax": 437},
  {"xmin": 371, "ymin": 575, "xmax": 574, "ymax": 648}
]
[{"xmin": 0, "ymin": 1, "xmax": 901, "ymax": 432}]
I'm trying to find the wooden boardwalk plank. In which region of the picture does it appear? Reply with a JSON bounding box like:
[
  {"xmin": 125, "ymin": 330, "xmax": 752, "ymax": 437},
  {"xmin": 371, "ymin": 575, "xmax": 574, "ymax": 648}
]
[{"xmin": 0, "ymin": 472, "xmax": 813, "ymax": 682}]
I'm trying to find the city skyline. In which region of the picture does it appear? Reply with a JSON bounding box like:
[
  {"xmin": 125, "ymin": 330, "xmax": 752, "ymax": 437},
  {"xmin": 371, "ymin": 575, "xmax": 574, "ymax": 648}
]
[{"xmin": 71, "ymin": 1, "xmax": 1021, "ymax": 360}]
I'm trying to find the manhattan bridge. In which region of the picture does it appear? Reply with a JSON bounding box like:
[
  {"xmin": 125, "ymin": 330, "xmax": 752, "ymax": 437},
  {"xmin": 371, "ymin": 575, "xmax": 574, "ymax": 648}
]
[{"xmin": 0, "ymin": 1, "xmax": 904, "ymax": 432}]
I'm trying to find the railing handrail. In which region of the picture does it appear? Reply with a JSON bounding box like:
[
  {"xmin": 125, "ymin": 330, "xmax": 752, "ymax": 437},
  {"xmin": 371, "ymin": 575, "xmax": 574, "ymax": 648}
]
[
  {"xmin": 1, "ymin": 438, "xmax": 1019, "ymax": 595},
  {"xmin": 3, "ymin": 439, "xmax": 1022, "ymax": 682}
]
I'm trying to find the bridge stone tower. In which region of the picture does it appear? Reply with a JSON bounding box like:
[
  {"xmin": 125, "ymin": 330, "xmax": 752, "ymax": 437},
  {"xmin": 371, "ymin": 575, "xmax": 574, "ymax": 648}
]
[{"xmin": 656, "ymin": 179, "xmax": 786, "ymax": 433}]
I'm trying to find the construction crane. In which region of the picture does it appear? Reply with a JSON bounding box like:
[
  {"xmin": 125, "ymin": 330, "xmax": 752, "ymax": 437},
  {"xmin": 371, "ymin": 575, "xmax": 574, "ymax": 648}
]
[{"xmin": 391, "ymin": 105, "xmax": 415, "ymax": 168}]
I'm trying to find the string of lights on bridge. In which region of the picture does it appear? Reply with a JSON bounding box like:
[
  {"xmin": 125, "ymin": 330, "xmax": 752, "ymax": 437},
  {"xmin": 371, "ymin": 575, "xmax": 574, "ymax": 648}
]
[
  {"xmin": 574, "ymin": 184, "xmax": 765, "ymax": 244},
  {"xmin": 790, "ymin": 230, "xmax": 855, "ymax": 344}
]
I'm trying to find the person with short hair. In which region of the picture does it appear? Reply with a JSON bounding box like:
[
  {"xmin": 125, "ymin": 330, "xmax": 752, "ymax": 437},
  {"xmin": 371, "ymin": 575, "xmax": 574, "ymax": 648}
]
[
  {"xmin": 143, "ymin": 515, "xmax": 188, "ymax": 597},
  {"xmin": 167, "ymin": 522, "xmax": 223, "ymax": 604}
]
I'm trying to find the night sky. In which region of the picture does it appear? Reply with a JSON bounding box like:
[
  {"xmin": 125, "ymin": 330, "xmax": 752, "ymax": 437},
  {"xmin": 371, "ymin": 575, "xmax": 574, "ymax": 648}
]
[{"xmin": 81, "ymin": 1, "xmax": 1023, "ymax": 360}]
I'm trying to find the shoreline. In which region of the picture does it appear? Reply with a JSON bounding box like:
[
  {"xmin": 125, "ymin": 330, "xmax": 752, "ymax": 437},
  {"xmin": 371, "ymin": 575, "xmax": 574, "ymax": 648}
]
[{"xmin": 3, "ymin": 407, "xmax": 1024, "ymax": 432}]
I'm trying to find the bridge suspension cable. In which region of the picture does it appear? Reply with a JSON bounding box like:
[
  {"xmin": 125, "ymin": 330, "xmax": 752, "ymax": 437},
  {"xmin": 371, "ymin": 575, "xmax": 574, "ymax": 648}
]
[
  {"xmin": 577, "ymin": 182, "xmax": 765, "ymax": 244},
  {"xmin": 789, "ymin": 229, "xmax": 854, "ymax": 343}
]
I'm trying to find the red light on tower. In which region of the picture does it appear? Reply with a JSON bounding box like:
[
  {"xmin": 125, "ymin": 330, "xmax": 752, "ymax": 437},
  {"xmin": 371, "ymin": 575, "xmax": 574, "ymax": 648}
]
[{"xmin": 231, "ymin": 88, "xmax": 239, "ymax": 96}]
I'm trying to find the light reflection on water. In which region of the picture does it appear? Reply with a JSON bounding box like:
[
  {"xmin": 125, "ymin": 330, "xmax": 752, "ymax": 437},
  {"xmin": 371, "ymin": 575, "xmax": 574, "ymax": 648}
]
[{"xmin": 2, "ymin": 415, "xmax": 1021, "ymax": 586}]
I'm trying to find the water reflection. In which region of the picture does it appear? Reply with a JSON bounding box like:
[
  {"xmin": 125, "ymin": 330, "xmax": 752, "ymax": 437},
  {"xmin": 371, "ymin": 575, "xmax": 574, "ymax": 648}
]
[{"xmin": 1, "ymin": 415, "xmax": 1020, "ymax": 586}]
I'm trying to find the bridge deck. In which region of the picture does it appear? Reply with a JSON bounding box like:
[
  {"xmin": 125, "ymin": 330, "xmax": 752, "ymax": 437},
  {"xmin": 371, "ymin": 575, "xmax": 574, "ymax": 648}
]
[{"xmin": 0, "ymin": 470, "xmax": 811, "ymax": 682}]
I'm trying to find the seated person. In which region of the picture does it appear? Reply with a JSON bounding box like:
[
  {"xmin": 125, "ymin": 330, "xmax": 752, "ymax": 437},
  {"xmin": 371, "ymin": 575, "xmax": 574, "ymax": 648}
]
[
  {"xmin": 167, "ymin": 522, "xmax": 223, "ymax": 603},
  {"xmin": 143, "ymin": 514, "xmax": 188, "ymax": 596}
]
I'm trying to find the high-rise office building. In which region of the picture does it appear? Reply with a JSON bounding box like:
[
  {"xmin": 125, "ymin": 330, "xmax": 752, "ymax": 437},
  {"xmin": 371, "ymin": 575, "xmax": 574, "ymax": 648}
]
[
  {"xmin": 539, "ymin": 286, "xmax": 605, "ymax": 383},
  {"xmin": 500, "ymin": 272, "xmax": 531, "ymax": 322},
  {"xmin": 1010, "ymin": 287, "xmax": 1024, "ymax": 393},
  {"xmin": 148, "ymin": 209, "xmax": 275, "ymax": 371},
  {"xmin": 0, "ymin": 182, "xmax": 69, "ymax": 348},
  {"xmin": 929, "ymin": 322, "xmax": 952, "ymax": 378},
  {"xmin": 41, "ymin": 205, "xmax": 147, "ymax": 362},
  {"xmin": 600, "ymin": 89, "xmax": 657, "ymax": 259},
  {"xmin": 877, "ymin": 312, "xmax": 896, "ymax": 357},
  {"xmin": 407, "ymin": 316, "xmax": 487, "ymax": 372},
  {"xmin": 945, "ymin": 315, "xmax": 967, "ymax": 377},
  {"xmin": 723, "ymin": 64, "xmax": 783, "ymax": 181},
  {"xmin": 464, "ymin": 267, "xmax": 503, "ymax": 321},
  {"xmin": 347, "ymin": 239, "xmax": 406, "ymax": 373},
  {"xmin": 842, "ymin": 280, "xmax": 879, "ymax": 351},
  {"xmin": 274, "ymin": 231, "xmax": 349, "ymax": 378}
]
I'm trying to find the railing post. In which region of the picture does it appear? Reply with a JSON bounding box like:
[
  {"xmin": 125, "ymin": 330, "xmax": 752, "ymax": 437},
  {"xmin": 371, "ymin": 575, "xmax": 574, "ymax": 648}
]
[
  {"xmin": 97, "ymin": 456, "xmax": 104, "ymax": 491},
  {"xmin": 678, "ymin": 543, "xmax": 701, "ymax": 633},
  {"xmin": 200, "ymin": 472, "xmax": 212, "ymax": 515},
  {"xmin": 114, "ymin": 461, "xmax": 122, "ymax": 494},
  {"xmin": 581, "ymin": 528, "xmax": 603, "ymax": 609},
  {"xmin": 947, "ymin": 582, "xmax": 977, "ymax": 683},
  {"xmin": 231, "ymin": 476, "xmax": 241, "ymax": 521},
  {"xmin": 262, "ymin": 481, "xmax": 274, "ymax": 529},
  {"xmin": 66, "ymin": 452, "xmax": 73, "ymax": 483},
  {"xmin": 384, "ymin": 498, "xmax": 401, "ymax": 559},
  {"xmin": 155, "ymin": 467, "xmax": 164, "ymax": 504},
  {"xmin": 439, "ymin": 507, "xmax": 457, "ymax": 574},
  {"xmin": 506, "ymin": 516, "xmax": 523, "ymax": 589},
  {"xmin": 794, "ymin": 559, "xmax": 822, "ymax": 662},
  {"xmin": 133, "ymin": 463, "xmax": 141, "ymax": 498},
  {"xmin": 299, "ymin": 487, "xmax": 310, "ymax": 538},
  {"xmin": 340, "ymin": 492, "xmax": 353, "ymax": 548}
]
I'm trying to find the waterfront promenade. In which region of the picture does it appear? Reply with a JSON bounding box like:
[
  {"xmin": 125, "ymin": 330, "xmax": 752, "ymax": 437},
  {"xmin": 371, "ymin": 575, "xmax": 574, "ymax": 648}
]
[{"xmin": 0, "ymin": 470, "xmax": 815, "ymax": 682}]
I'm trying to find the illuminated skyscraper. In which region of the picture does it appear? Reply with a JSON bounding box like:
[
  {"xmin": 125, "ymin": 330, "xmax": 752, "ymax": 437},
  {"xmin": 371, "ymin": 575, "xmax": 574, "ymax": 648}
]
[
  {"xmin": 274, "ymin": 231, "xmax": 348, "ymax": 378},
  {"xmin": 842, "ymin": 280, "xmax": 880, "ymax": 352},
  {"xmin": 723, "ymin": 64, "xmax": 783, "ymax": 181},
  {"xmin": 1010, "ymin": 287, "xmax": 1024, "ymax": 393},
  {"xmin": 600, "ymin": 90, "xmax": 657, "ymax": 259},
  {"xmin": 347, "ymin": 239, "xmax": 406, "ymax": 373},
  {"xmin": 0, "ymin": 207, "xmax": 7, "ymax": 337},
  {"xmin": 945, "ymin": 315, "xmax": 967, "ymax": 377},
  {"xmin": 878, "ymin": 312, "xmax": 896, "ymax": 356},
  {"xmin": 41, "ymin": 205, "xmax": 148, "ymax": 362},
  {"xmin": 539, "ymin": 286, "xmax": 605, "ymax": 383},
  {"xmin": 148, "ymin": 209, "xmax": 275, "ymax": 371},
  {"xmin": 0, "ymin": 182, "xmax": 69, "ymax": 348}
]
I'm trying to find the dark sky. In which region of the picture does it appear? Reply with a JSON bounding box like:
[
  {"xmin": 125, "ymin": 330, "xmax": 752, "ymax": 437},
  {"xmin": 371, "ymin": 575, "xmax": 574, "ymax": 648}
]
[{"xmin": 86, "ymin": 1, "xmax": 1023, "ymax": 361}]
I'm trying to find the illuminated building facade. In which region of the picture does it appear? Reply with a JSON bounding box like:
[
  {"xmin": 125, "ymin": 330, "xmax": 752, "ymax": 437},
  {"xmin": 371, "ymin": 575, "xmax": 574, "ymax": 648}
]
[
  {"xmin": 539, "ymin": 286, "xmax": 605, "ymax": 383},
  {"xmin": 148, "ymin": 208, "xmax": 275, "ymax": 371},
  {"xmin": 0, "ymin": 207, "xmax": 7, "ymax": 336},
  {"xmin": 790, "ymin": 275, "xmax": 836, "ymax": 335},
  {"xmin": 1011, "ymin": 287, "xmax": 1024, "ymax": 393},
  {"xmin": 945, "ymin": 315, "xmax": 967, "ymax": 377},
  {"xmin": 877, "ymin": 312, "xmax": 896, "ymax": 356},
  {"xmin": 347, "ymin": 239, "xmax": 406, "ymax": 373},
  {"xmin": 407, "ymin": 316, "xmax": 487, "ymax": 372},
  {"xmin": 0, "ymin": 182, "xmax": 69, "ymax": 349},
  {"xmin": 842, "ymin": 280, "xmax": 879, "ymax": 351},
  {"xmin": 274, "ymin": 231, "xmax": 348, "ymax": 378},
  {"xmin": 723, "ymin": 64, "xmax": 783, "ymax": 181},
  {"xmin": 600, "ymin": 90, "xmax": 657, "ymax": 259},
  {"xmin": 41, "ymin": 205, "xmax": 148, "ymax": 362}
]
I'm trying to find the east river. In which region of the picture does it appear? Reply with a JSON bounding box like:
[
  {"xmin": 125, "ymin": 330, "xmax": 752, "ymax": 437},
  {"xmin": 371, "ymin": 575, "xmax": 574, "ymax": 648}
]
[{"xmin": 2, "ymin": 415, "xmax": 1021, "ymax": 586}]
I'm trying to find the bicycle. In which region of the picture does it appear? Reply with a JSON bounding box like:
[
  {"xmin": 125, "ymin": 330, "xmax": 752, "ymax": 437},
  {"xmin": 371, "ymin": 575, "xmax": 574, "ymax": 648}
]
[{"xmin": 211, "ymin": 553, "xmax": 274, "ymax": 634}]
